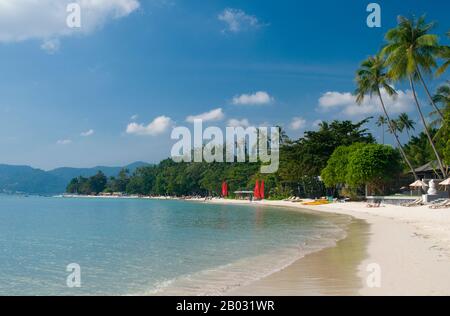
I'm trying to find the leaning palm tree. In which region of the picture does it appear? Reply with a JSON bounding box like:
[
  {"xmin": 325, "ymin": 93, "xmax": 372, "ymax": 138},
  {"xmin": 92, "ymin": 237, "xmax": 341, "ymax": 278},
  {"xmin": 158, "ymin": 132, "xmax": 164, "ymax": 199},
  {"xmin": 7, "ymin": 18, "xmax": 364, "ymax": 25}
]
[
  {"xmin": 436, "ymin": 31, "xmax": 450, "ymax": 77},
  {"xmin": 382, "ymin": 15, "xmax": 447, "ymax": 178},
  {"xmin": 355, "ymin": 56, "xmax": 418, "ymax": 179},
  {"xmin": 376, "ymin": 116, "xmax": 387, "ymax": 144},
  {"xmin": 397, "ymin": 113, "xmax": 416, "ymax": 139}
]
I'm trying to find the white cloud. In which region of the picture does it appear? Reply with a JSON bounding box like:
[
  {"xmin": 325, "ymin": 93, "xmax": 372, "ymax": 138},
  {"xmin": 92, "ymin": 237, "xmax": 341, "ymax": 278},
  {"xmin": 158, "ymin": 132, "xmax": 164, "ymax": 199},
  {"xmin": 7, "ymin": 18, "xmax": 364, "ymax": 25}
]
[
  {"xmin": 289, "ymin": 117, "xmax": 307, "ymax": 130},
  {"xmin": 57, "ymin": 139, "xmax": 72, "ymax": 145},
  {"xmin": 186, "ymin": 108, "xmax": 225, "ymax": 123},
  {"xmin": 40, "ymin": 38, "xmax": 60, "ymax": 54},
  {"xmin": 218, "ymin": 8, "xmax": 263, "ymax": 33},
  {"xmin": 126, "ymin": 115, "xmax": 173, "ymax": 136},
  {"xmin": 130, "ymin": 114, "xmax": 139, "ymax": 121},
  {"xmin": 228, "ymin": 118, "xmax": 250, "ymax": 128},
  {"xmin": 80, "ymin": 129, "xmax": 94, "ymax": 137},
  {"xmin": 0, "ymin": 0, "xmax": 140, "ymax": 51},
  {"xmin": 318, "ymin": 89, "xmax": 415, "ymax": 117},
  {"xmin": 232, "ymin": 91, "xmax": 273, "ymax": 106}
]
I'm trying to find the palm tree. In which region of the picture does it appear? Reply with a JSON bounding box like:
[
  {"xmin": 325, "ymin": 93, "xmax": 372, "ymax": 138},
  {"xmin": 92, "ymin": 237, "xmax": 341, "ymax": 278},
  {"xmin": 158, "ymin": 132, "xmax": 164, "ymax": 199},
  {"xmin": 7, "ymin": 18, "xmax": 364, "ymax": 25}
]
[
  {"xmin": 388, "ymin": 119, "xmax": 401, "ymax": 135},
  {"xmin": 436, "ymin": 31, "xmax": 450, "ymax": 77},
  {"xmin": 397, "ymin": 113, "xmax": 416, "ymax": 139},
  {"xmin": 376, "ymin": 116, "xmax": 387, "ymax": 144},
  {"xmin": 383, "ymin": 16, "xmax": 443, "ymax": 120},
  {"xmin": 431, "ymin": 81, "xmax": 450, "ymax": 128},
  {"xmin": 355, "ymin": 56, "xmax": 418, "ymax": 179},
  {"xmin": 382, "ymin": 16, "xmax": 447, "ymax": 178}
]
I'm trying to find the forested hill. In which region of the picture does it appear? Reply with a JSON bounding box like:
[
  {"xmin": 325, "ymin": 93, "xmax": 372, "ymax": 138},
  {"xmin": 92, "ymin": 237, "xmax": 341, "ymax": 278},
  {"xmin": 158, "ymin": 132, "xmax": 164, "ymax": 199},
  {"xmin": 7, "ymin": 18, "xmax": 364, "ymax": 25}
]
[{"xmin": 0, "ymin": 162, "xmax": 149, "ymax": 195}]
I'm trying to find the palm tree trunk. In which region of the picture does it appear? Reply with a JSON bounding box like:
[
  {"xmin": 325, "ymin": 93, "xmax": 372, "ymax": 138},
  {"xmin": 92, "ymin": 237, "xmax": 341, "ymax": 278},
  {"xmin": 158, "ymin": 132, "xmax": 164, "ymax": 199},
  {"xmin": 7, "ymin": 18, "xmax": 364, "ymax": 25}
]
[
  {"xmin": 381, "ymin": 123, "xmax": 385, "ymax": 144},
  {"xmin": 416, "ymin": 67, "xmax": 444, "ymax": 120},
  {"xmin": 377, "ymin": 88, "xmax": 418, "ymax": 180},
  {"xmin": 409, "ymin": 76, "xmax": 447, "ymax": 178}
]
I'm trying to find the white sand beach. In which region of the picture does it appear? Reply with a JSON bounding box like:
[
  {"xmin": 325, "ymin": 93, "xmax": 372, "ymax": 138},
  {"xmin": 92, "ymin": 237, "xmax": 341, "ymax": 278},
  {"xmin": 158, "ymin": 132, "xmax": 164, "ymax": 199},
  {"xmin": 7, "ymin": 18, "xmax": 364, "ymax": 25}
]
[{"xmin": 203, "ymin": 199, "xmax": 450, "ymax": 296}]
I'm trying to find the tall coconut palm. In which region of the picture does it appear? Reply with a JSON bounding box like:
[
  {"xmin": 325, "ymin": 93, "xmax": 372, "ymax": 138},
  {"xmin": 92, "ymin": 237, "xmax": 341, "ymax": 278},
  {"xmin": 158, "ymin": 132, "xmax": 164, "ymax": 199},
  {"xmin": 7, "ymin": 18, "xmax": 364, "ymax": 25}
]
[
  {"xmin": 355, "ymin": 56, "xmax": 418, "ymax": 179},
  {"xmin": 382, "ymin": 16, "xmax": 447, "ymax": 178},
  {"xmin": 376, "ymin": 116, "xmax": 387, "ymax": 144},
  {"xmin": 397, "ymin": 113, "xmax": 416, "ymax": 138},
  {"xmin": 383, "ymin": 16, "xmax": 443, "ymax": 120}
]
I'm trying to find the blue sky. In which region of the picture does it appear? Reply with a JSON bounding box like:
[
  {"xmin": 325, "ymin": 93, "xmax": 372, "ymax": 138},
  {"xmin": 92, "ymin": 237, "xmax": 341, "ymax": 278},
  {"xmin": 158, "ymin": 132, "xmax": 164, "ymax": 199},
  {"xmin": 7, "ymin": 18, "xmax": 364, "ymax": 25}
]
[{"xmin": 0, "ymin": 0, "xmax": 448, "ymax": 170}]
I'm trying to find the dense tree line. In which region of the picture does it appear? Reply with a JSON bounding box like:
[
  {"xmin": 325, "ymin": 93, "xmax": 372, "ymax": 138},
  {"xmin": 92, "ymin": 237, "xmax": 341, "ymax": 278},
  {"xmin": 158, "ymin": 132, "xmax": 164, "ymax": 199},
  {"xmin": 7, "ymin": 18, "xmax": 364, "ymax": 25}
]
[{"xmin": 66, "ymin": 119, "xmax": 376, "ymax": 199}]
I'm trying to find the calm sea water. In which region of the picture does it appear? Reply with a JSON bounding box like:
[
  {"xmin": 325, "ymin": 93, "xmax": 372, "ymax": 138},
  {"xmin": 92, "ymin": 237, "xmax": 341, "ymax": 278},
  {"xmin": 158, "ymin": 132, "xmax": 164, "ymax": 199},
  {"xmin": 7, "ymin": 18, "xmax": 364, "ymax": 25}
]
[{"xmin": 0, "ymin": 195, "xmax": 348, "ymax": 295}]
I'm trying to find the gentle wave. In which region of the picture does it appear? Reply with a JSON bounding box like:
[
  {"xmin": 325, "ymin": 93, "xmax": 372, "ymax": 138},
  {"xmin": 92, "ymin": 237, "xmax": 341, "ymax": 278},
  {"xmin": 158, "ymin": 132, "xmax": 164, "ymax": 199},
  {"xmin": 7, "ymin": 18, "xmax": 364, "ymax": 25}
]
[{"xmin": 143, "ymin": 216, "xmax": 350, "ymax": 296}]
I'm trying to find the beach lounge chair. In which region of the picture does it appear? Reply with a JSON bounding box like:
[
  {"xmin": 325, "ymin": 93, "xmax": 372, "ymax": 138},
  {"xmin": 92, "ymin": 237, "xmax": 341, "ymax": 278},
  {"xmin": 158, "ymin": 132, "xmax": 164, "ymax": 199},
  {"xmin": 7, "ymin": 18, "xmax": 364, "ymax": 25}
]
[
  {"xmin": 367, "ymin": 200, "xmax": 382, "ymax": 208},
  {"xmin": 401, "ymin": 198, "xmax": 423, "ymax": 207},
  {"xmin": 429, "ymin": 199, "xmax": 450, "ymax": 209},
  {"xmin": 406, "ymin": 199, "xmax": 424, "ymax": 207}
]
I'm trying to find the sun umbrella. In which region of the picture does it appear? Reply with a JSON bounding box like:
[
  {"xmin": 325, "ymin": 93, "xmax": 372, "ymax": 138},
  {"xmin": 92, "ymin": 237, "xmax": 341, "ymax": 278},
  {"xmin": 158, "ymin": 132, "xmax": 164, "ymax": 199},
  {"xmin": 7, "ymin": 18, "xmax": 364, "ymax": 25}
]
[
  {"xmin": 221, "ymin": 182, "xmax": 228, "ymax": 197},
  {"xmin": 409, "ymin": 180, "xmax": 428, "ymax": 187},
  {"xmin": 439, "ymin": 178, "xmax": 450, "ymax": 192},
  {"xmin": 410, "ymin": 180, "xmax": 428, "ymax": 196},
  {"xmin": 254, "ymin": 181, "xmax": 260, "ymax": 200},
  {"xmin": 259, "ymin": 180, "xmax": 265, "ymax": 200}
]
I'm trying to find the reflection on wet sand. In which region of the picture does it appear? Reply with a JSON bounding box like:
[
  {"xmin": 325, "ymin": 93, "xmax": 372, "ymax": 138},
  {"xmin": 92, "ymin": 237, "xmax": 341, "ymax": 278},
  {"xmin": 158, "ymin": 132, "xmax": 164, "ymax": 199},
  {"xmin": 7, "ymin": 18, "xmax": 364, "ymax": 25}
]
[{"xmin": 229, "ymin": 218, "xmax": 370, "ymax": 296}]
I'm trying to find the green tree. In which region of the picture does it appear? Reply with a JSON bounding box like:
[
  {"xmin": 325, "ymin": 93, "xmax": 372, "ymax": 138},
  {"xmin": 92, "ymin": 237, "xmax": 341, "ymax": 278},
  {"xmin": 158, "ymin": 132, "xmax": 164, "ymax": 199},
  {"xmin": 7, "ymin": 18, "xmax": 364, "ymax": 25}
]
[
  {"xmin": 293, "ymin": 119, "xmax": 375, "ymax": 177},
  {"xmin": 382, "ymin": 16, "xmax": 446, "ymax": 177},
  {"xmin": 355, "ymin": 55, "xmax": 417, "ymax": 179},
  {"xmin": 403, "ymin": 130, "xmax": 437, "ymax": 168},
  {"xmin": 441, "ymin": 109, "xmax": 450, "ymax": 166},
  {"xmin": 66, "ymin": 177, "xmax": 79, "ymax": 194},
  {"xmin": 77, "ymin": 176, "xmax": 91, "ymax": 195},
  {"xmin": 89, "ymin": 171, "xmax": 107, "ymax": 194},
  {"xmin": 346, "ymin": 144, "xmax": 403, "ymax": 192},
  {"xmin": 321, "ymin": 143, "xmax": 366, "ymax": 188}
]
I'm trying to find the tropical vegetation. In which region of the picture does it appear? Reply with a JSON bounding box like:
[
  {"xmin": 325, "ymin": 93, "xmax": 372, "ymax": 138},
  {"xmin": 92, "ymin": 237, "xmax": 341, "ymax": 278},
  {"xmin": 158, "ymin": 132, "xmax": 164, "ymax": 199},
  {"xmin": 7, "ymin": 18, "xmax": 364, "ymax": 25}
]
[{"xmin": 66, "ymin": 14, "xmax": 449, "ymax": 199}]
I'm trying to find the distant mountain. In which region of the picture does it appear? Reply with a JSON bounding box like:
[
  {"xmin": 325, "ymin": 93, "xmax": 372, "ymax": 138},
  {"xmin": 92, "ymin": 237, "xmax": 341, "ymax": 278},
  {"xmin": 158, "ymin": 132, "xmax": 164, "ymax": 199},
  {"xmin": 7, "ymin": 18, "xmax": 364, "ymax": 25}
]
[
  {"xmin": 48, "ymin": 161, "xmax": 150, "ymax": 185},
  {"xmin": 0, "ymin": 162, "xmax": 150, "ymax": 195}
]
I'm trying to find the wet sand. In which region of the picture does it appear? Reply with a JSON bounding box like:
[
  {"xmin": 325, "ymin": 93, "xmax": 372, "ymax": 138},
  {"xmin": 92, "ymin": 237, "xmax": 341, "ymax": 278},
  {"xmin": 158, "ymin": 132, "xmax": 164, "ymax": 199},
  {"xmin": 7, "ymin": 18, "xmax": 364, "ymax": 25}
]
[
  {"xmin": 229, "ymin": 217, "xmax": 370, "ymax": 296},
  {"xmin": 204, "ymin": 199, "xmax": 450, "ymax": 296}
]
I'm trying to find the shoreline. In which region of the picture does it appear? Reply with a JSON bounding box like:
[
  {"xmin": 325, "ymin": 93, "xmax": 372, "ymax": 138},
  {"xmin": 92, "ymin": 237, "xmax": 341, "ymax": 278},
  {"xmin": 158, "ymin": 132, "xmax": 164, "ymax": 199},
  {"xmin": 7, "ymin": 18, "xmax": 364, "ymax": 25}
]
[
  {"xmin": 55, "ymin": 195, "xmax": 450, "ymax": 295},
  {"xmin": 203, "ymin": 199, "xmax": 450, "ymax": 295}
]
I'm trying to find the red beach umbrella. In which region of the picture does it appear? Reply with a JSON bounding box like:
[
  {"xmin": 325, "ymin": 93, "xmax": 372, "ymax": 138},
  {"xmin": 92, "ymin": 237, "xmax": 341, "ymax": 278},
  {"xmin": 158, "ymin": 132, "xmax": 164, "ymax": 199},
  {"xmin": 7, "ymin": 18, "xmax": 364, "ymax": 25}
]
[
  {"xmin": 221, "ymin": 182, "xmax": 228, "ymax": 197},
  {"xmin": 259, "ymin": 180, "xmax": 265, "ymax": 199},
  {"xmin": 254, "ymin": 180, "xmax": 260, "ymax": 200},
  {"xmin": 222, "ymin": 182, "xmax": 228, "ymax": 197}
]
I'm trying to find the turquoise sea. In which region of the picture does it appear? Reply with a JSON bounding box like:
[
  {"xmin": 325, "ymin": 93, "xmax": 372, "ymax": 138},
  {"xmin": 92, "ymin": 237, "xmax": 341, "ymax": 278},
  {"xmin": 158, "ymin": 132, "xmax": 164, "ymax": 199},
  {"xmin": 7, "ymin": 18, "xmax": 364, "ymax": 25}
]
[{"xmin": 0, "ymin": 195, "xmax": 348, "ymax": 295}]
